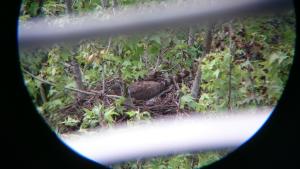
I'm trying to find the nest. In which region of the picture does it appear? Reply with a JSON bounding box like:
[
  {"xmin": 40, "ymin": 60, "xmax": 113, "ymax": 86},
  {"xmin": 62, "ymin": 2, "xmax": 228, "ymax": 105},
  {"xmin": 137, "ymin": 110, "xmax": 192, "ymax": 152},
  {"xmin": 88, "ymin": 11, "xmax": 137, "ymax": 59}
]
[{"xmin": 58, "ymin": 71, "xmax": 193, "ymax": 133}]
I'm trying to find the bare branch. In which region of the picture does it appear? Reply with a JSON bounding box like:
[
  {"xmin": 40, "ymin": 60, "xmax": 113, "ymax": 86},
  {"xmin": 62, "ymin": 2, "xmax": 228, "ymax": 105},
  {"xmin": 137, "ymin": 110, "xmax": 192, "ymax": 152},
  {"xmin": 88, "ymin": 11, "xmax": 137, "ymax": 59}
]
[
  {"xmin": 227, "ymin": 23, "xmax": 235, "ymax": 111},
  {"xmin": 188, "ymin": 27, "xmax": 195, "ymax": 46},
  {"xmin": 23, "ymin": 69, "xmax": 95, "ymax": 96},
  {"xmin": 191, "ymin": 23, "xmax": 214, "ymax": 99}
]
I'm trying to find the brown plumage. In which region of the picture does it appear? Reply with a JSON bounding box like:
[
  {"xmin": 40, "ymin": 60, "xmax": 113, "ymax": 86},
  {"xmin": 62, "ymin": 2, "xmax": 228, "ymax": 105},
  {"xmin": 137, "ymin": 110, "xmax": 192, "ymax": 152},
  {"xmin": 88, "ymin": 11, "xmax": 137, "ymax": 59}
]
[
  {"xmin": 109, "ymin": 70, "xmax": 190, "ymax": 101},
  {"xmin": 128, "ymin": 81, "xmax": 166, "ymax": 100},
  {"xmin": 128, "ymin": 70, "xmax": 190, "ymax": 100}
]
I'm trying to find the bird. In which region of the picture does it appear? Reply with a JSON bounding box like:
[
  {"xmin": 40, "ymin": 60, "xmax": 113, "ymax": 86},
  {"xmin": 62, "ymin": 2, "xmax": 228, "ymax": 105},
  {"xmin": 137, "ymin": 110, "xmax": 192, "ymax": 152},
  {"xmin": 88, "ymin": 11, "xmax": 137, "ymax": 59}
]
[
  {"xmin": 128, "ymin": 69, "xmax": 190, "ymax": 100},
  {"xmin": 128, "ymin": 80, "xmax": 167, "ymax": 100},
  {"xmin": 109, "ymin": 70, "xmax": 190, "ymax": 101}
]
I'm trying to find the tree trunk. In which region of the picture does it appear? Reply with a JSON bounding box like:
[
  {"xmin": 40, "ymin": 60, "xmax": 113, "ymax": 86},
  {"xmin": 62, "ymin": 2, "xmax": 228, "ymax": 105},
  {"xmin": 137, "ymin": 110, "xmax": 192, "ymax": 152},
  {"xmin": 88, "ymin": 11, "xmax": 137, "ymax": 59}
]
[
  {"xmin": 65, "ymin": 0, "xmax": 73, "ymax": 14},
  {"xmin": 191, "ymin": 64, "xmax": 202, "ymax": 99},
  {"xmin": 64, "ymin": 1, "xmax": 85, "ymax": 100},
  {"xmin": 227, "ymin": 26, "xmax": 235, "ymax": 111},
  {"xmin": 112, "ymin": 0, "xmax": 119, "ymax": 8},
  {"xmin": 101, "ymin": 0, "xmax": 109, "ymax": 9},
  {"xmin": 191, "ymin": 23, "xmax": 214, "ymax": 99},
  {"xmin": 204, "ymin": 24, "xmax": 214, "ymax": 54},
  {"xmin": 102, "ymin": 63, "xmax": 106, "ymax": 93},
  {"xmin": 36, "ymin": 0, "xmax": 44, "ymax": 16},
  {"xmin": 188, "ymin": 27, "xmax": 195, "ymax": 46},
  {"xmin": 39, "ymin": 83, "xmax": 47, "ymax": 103},
  {"xmin": 71, "ymin": 60, "xmax": 85, "ymax": 100},
  {"xmin": 228, "ymin": 24, "xmax": 234, "ymax": 110},
  {"xmin": 247, "ymin": 61, "xmax": 259, "ymax": 106}
]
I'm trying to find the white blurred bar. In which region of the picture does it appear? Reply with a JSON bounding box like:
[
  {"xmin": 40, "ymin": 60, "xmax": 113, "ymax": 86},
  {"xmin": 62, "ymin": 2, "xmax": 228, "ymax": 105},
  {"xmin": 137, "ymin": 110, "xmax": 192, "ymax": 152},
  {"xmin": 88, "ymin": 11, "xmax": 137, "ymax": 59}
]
[
  {"xmin": 18, "ymin": 0, "xmax": 293, "ymax": 49},
  {"xmin": 61, "ymin": 107, "xmax": 273, "ymax": 165}
]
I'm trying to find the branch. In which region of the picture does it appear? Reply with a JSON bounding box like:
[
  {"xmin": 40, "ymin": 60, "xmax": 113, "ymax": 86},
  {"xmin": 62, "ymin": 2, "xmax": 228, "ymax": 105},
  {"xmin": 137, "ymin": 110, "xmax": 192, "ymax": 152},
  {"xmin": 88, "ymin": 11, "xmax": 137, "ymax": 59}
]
[
  {"xmin": 157, "ymin": 85, "xmax": 173, "ymax": 98},
  {"xmin": 22, "ymin": 69, "xmax": 55, "ymax": 86},
  {"xmin": 102, "ymin": 38, "xmax": 112, "ymax": 94},
  {"xmin": 105, "ymin": 38, "xmax": 112, "ymax": 53},
  {"xmin": 90, "ymin": 90, "xmax": 122, "ymax": 99},
  {"xmin": 188, "ymin": 26, "xmax": 195, "ymax": 46},
  {"xmin": 23, "ymin": 69, "xmax": 124, "ymax": 100},
  {"xmin": 228, "ymin": 23, "xmax": 234, "ymax": 111},
  {"xmin": 154, "ymin": 47, "xmax": 172, "ymax": 71},
  {"xmin": 22, "ymin": 69, "xmax": 96, "ymax": 96},
  {"xmin": 191, "ymin": 23, "xmax": 214, "ymax": 99}
]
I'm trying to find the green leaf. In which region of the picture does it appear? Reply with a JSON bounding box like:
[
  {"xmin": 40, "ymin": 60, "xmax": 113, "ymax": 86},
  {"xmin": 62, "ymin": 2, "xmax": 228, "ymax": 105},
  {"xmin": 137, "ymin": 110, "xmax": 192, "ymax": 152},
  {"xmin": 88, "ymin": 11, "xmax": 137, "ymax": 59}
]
[
  {"xmin": 149, "ymin": 36, "xmax": 161, "ymax": 45},
  {"xmin": 65, "ymin": 81, "xmax": 76, "ymax": 88},
  {"xmin": 81, "ymin": 105, "xmax": 102, "ymax": 129},
  {"xmin": 61, "ymin": 116, "xmax": 80, "ymax": 127},
  {"xmin": 47, "ymin": 99, "xmax": 63, "ymax": 110},
  {"xmin": 213, "ymin": 69, "xmax": 220, "ymax": 79},
  {"xmin": 148, "ymin": 45, "xmax": 160, "ymax": 55},
  {"xmin": 29, "ymin": 2, "xmax": 39, "ymax": 16},
  {"xmin": 122, "ymin": 60, "xmax": 131, "ymax": 66},
  {"xmin": 126, "ymin": 110, "xmax": 138, "ymax": 118},
  {"xmin": 104, "ymin": 108, "xmax": 118, "ymax": 123},
  {"xmin": 92, "ymin": 104, "xmax": 102, "ymax": 115},
  {"xmin": 180, "ymin": 94, "xmax": 197, "ymax": 110}
]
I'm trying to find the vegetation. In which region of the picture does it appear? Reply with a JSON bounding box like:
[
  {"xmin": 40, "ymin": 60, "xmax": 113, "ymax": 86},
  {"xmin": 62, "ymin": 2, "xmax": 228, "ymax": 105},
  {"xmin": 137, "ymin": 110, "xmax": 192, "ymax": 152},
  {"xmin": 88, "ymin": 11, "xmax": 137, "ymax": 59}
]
[{"xmin": 19, "ymin": 0, "xmax": 295, "ymax": 168}]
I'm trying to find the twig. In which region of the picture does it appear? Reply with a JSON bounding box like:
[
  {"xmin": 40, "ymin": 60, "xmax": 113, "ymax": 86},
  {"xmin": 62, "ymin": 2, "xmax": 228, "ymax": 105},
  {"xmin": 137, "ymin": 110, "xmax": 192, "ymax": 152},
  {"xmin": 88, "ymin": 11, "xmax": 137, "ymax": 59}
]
[
  {"xmin": 23, "ymin": 69, "xmax": 99, "ymax": 96},
  {"xmin": 102, "ymin": 37, "xmax": 112, "ymax": 94},
  {"xmin": 65, "ymin": 86, "xmax": 96, "ymax": 95},
  {"xmin": 147, "ymin": 104, "xmax": 177, "ymax": 111},
  {"xmin": 172, "ymin": 76, "xmax": 180, "ymax": 90},
  {"xmin": 188, "ymin": 26, "xmax": 195, "ymax": 46},
  {"xmin": 154, "ymin": 47, "xmax": 172, "ymax": 71},
  {"xmin": 23, "ymin": 69, "xmax": 54, "ymax": 85},
  {"xmin": 191, "ymin": 23, "xmax": 214, "ymax": 99},
  {"xmin": 228, "ymin": 23, "xmax": 234, "ymax": 111},
  {"xmin": 156, "ymin": 85, "xmax": 173, "ymax": 98},
  {"xmin": 105, "ymin": 38, "xmax": 112, "ymax": 54},
  {"xmin": 247, "ymin": 37, "xmax": 259, "ymax": 106},
  {"xmin": 90, "ymin": 89, "xmax": 122, "ymax": 99},
  {"xmin": 247, "ymin": 60, "xmax": 259, "ymax": 106},
  {"xmin": 161, "ymin": 63, "xmax": 179, "ymax": 72},
  {"xmin": 89, "ymin": 89, "xmax": 103, "ymax": 94},
  {"xmin": 102, "ymin": 63, "xmax": 106, "ymax": 93},
  {"xmin": 154, "ymin": 53, "xmax": 161, "ymax": 71},
  {"xmin": 174, "ymin": 101, "xmax": 179, "ymax": 107},
  {"xmin": 106, "ymin": 95, "xmax": 122, "ymax": 98}
]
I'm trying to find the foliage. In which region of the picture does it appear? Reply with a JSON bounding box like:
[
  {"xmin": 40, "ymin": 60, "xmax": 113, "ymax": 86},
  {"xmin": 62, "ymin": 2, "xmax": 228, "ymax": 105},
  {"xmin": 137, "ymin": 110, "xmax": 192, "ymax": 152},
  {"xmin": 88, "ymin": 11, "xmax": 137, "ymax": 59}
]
[
  {"xmin": 81, "ymin": 105, "xmax": 101, "ymax": 128},
  {"xmin": 126, "ymin": 110, "xmax": 151, "ymax": 122},
  {"xmin": 113, "ymin": 151, "xmax": 227, "ymax": 169},
  {"xmin": 61, "ymin": 116, "xmax": 80, "ymax": 127}
]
